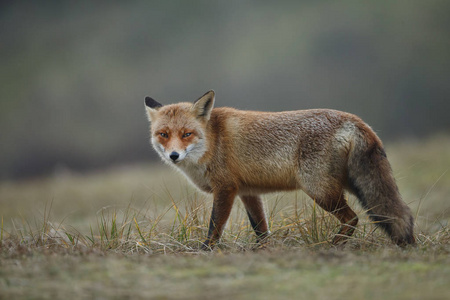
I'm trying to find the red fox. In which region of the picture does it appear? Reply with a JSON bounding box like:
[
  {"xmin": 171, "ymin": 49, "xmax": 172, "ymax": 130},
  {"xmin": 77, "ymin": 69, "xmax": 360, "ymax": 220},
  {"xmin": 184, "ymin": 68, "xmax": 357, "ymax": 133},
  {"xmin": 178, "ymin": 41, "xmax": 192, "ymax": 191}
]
[{"xmin": 145, "ymin": 90, "xmax": 415, "ymax": 249}]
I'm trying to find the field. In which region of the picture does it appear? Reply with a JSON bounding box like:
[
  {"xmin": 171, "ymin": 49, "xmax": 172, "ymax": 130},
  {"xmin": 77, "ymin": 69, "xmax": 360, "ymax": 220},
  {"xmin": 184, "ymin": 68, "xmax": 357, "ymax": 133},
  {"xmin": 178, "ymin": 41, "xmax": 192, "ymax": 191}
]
[{"xmin": 1, "ymin": 136, "xmax": 449, "ymax": 299}]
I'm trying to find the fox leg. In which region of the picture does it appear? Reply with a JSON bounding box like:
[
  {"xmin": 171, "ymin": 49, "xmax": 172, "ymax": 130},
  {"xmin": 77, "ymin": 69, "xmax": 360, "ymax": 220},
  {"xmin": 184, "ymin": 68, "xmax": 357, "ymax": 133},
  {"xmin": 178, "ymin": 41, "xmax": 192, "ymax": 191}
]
[
  {"xmin": 202, "ymin": 186, "xmax": 237, "ymax": 250},
  {"xmin": 240, "ymin": 195, "xmax": 270, "ymax": 242},
  {"xmin": 313, "ymin": 191, "xmax": 359, "ymax": 245}
]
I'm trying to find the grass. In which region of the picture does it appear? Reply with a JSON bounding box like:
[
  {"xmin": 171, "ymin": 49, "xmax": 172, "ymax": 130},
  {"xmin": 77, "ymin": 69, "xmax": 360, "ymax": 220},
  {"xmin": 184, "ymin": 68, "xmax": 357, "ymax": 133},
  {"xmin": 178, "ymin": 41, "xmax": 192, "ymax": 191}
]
[
  {"xmin": 1, "ymin": 135, "xmax": 449, "ymax": 299},
  {"xmin": 1, "ymin": 248, "xmax": 448, "ymax": 299}
]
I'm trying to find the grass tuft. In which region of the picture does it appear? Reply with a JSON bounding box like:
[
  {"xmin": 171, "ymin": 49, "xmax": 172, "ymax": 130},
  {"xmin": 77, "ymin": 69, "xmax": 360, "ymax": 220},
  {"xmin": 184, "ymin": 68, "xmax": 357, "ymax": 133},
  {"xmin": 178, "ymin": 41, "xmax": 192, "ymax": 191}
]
[{"xmin": 1, "ymin": 189, "xmax": 448, "ymax": 256}]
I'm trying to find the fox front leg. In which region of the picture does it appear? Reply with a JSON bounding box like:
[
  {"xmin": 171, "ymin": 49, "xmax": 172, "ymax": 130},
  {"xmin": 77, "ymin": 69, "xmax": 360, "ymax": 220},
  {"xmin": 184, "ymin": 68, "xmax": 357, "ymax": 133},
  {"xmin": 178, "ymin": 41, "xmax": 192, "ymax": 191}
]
[
  {"xmin": 240, "ymin": 195, "xmax": 270, "ymax": 243},
  {"xmin": 201, "ymin": 186, "xmax": 237, "ymax": 250}
]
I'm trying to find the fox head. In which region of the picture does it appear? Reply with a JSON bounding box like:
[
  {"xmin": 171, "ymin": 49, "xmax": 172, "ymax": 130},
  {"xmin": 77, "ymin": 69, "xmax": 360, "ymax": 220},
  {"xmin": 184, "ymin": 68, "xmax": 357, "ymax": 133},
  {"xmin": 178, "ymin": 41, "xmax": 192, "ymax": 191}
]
[{"xmin": 145, "ymin": 90, "xmax": 215, "ymax": 165}]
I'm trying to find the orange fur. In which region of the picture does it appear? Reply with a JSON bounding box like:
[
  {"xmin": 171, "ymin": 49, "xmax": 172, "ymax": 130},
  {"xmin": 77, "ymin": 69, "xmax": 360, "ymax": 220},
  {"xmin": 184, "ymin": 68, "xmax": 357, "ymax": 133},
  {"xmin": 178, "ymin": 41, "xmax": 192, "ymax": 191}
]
[{"xmin": 145, "ymin": 91, "xmax": 415, "ymax": 249}]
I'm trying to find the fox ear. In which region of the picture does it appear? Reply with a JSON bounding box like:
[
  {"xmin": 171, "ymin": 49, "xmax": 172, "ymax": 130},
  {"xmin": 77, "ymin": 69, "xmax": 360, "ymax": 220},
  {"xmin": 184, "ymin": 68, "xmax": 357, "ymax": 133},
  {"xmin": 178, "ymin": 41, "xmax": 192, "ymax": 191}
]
[
  {"xmin": 145, "ymin": 96, "xmax": 162, "ymax": 109},
  {"xmin": 192, "ymin": 90, "xmax": 215, "ymax": 121},
  {"xmin": 145, "ymin": 96, "xmax": 162, "ymax": 121}
]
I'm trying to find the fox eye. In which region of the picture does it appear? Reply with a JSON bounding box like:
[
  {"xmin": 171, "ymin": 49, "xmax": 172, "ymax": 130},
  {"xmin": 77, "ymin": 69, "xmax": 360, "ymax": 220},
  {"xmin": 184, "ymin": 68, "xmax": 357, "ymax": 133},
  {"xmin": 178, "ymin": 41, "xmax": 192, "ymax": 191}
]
[
  {"xmin": 159, "ymin": 132, "xmax": 168, "ymax": 138},
  {"xmin": 183, "ymin": 132, "xmax": 192, "ymax": 138}
]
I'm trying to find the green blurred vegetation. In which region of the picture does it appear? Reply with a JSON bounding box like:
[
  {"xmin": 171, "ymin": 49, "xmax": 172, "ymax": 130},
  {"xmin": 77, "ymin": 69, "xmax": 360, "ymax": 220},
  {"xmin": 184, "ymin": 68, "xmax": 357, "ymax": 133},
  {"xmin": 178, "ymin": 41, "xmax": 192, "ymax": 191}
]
[
  {"xmin": 1, "ymin": 1, "xmax": 449, "ymax": 178},
  {"xmin": 1, "ymin": 250, "xmax": 448, "ymax": 299}
]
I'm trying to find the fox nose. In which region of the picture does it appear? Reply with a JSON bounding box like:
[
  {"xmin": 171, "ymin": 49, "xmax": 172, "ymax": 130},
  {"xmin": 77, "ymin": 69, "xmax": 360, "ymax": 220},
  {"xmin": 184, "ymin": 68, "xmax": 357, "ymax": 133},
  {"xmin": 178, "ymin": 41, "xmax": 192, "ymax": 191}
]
[{"xmin": 169, "ymin": 152, "xmax": 180, "ymax": 162}]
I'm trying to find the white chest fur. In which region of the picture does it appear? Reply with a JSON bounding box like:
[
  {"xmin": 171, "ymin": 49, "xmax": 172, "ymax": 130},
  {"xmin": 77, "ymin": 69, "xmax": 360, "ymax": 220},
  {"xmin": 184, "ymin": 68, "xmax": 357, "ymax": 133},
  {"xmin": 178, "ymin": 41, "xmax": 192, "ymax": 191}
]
[{"xmin": 177, "ymin": 162, "xmax": 212, "ymax": 193}]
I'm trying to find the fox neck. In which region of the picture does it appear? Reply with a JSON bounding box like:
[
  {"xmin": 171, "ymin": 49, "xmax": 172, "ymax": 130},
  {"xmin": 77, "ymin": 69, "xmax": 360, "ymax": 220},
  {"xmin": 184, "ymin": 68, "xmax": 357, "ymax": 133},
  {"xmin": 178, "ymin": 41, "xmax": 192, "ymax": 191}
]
[
  {"xmin": 170, "ymin": 134, "xmax": 213, "ymax": 193},
  {"xmin": 175, "ymin": 158, "xmax": 212, "ymax": 193}
]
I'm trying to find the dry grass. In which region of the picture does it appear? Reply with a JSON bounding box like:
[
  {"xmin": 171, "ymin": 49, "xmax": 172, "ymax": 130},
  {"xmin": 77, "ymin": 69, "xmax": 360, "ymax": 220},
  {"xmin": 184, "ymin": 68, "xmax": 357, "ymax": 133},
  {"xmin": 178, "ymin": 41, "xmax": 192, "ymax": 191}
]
[{"xmin": 1, "ymin": 135, "xmax": 449, "ymax": 299}]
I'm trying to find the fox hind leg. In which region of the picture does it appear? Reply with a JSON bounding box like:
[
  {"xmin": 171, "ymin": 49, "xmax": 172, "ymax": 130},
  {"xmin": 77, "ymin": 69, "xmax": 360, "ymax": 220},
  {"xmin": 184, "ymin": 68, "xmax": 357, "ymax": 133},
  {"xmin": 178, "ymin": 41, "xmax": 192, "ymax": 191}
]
[{"xmin": 312, "ymin": 191, "xmax": 359, "ymax": 245}]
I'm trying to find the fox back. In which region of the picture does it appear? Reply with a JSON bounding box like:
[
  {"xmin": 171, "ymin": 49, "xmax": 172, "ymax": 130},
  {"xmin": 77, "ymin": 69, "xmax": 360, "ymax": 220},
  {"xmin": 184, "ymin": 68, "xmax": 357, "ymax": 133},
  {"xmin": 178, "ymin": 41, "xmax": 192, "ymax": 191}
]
[{"xmin": 145, "ymin": 90, "xmax": 415, "ymax": 249}]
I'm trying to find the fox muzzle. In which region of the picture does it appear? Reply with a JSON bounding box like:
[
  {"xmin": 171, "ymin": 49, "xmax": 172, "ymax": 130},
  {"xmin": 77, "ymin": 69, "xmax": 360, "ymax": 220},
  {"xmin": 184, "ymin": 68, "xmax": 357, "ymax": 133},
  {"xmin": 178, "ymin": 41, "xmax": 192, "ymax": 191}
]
[{"xmin": 169, "ymin": 151, "xmax": 180, "ymax": 162}]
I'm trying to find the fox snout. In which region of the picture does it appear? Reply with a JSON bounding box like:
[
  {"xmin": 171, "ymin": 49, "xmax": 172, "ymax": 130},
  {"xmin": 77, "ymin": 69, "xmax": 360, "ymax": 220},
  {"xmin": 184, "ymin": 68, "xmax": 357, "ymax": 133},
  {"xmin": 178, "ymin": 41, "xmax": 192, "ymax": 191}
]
[
  {"xmin": 162, "ymin": 149, "xmax": 187, "ymax": 163},
  {"xmin": 157, "ymin": 143, "xmax": 203, "ymax": 164},
  {"xmin": 169, "ymin": 151, "xmax": 180, "ymax": 162}
]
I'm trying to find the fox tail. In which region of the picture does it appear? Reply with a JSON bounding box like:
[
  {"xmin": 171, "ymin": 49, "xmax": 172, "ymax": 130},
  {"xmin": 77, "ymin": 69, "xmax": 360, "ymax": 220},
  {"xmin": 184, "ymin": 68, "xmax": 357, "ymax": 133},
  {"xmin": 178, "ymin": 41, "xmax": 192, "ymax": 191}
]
[{"xmin": 347, "ymin": 129, "xmax": 415, "ymax": 246}]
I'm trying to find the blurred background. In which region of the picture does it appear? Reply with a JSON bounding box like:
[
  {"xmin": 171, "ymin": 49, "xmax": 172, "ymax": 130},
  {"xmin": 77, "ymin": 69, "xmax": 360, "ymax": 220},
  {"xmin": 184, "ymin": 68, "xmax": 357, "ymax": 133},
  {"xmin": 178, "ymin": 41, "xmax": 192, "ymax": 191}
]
[{"xmin": 1, "ymin": 0, "xmax": 449, "ymax": 179}]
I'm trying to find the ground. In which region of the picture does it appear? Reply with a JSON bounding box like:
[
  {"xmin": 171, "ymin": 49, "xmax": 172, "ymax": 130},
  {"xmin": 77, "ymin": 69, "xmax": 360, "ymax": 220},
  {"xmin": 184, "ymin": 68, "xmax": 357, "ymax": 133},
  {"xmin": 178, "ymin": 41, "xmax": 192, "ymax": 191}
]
[{"xmin": 1, "ymin": 136, "xmax": 449, "ymax": 299}]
